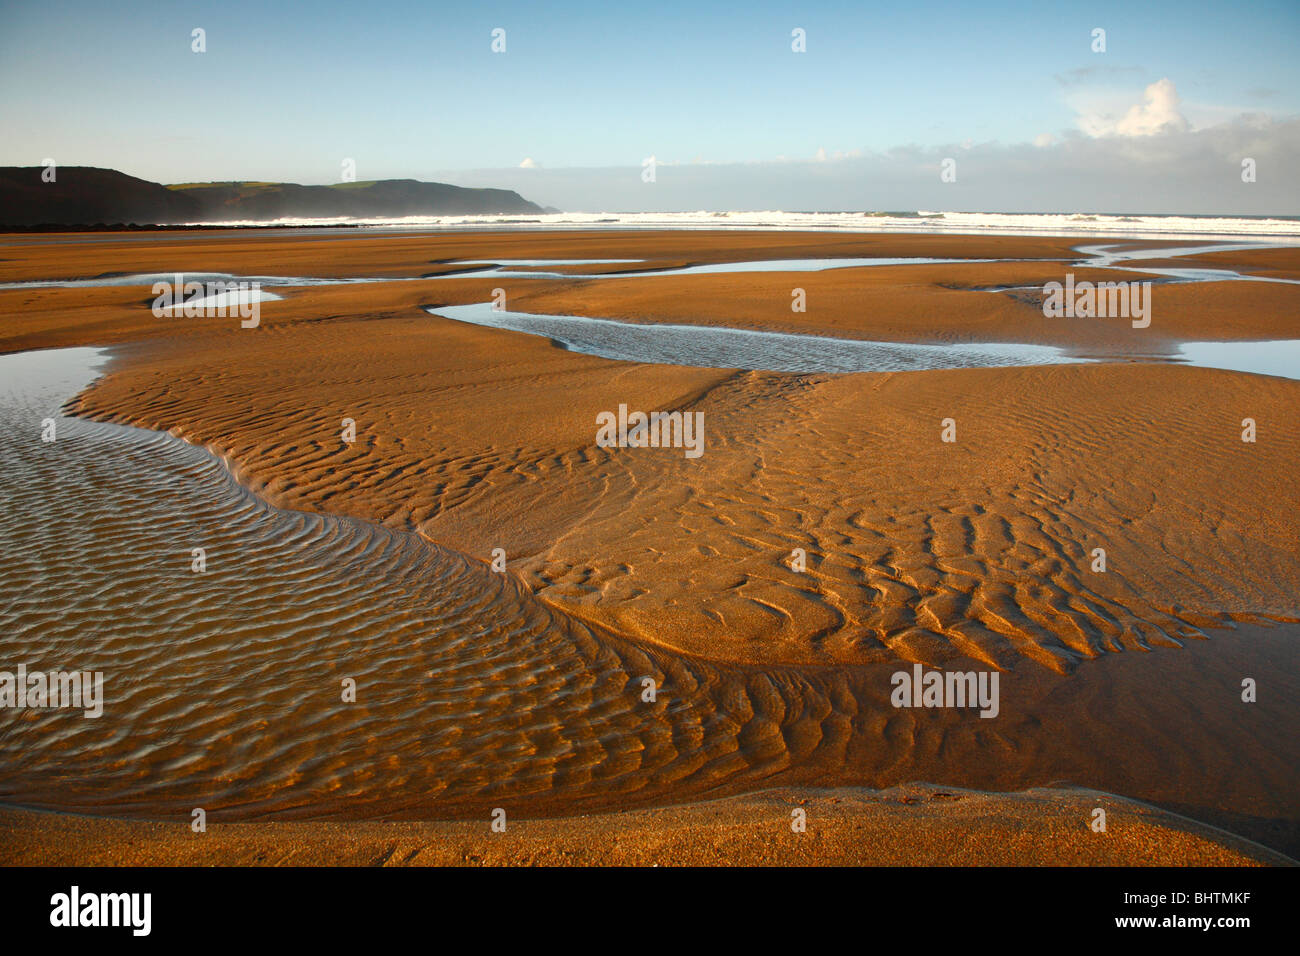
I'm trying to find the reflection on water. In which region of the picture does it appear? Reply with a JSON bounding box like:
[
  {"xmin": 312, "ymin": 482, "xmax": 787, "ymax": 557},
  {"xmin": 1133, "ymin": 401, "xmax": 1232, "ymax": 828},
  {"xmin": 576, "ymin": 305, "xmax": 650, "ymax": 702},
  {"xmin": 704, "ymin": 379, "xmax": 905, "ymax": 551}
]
[
  {"xmin": 1175, "ymin": 340, "xmax": 1300, "ymax": 380},
  {"xmin": 1101, "ymin": 265, "xmax": 1300, "ymax": 286},
  {"xmin": 431, "ymin": 303, "xmax": 1300, "ymax": 380},
  {"xmin": 436, "ymin": 256, "xmax": 1010, "ymax": 281},
  {"xmin": 0, "ymin": 271, "xmax": 415, "ymax": 290},
  {"xmin": 5, "ymin": 243, "xmax": 1296, "ymax": 293},
  {"xmin": 429, "ymin": 303, "xmax": 1080, "ymax": 374}
]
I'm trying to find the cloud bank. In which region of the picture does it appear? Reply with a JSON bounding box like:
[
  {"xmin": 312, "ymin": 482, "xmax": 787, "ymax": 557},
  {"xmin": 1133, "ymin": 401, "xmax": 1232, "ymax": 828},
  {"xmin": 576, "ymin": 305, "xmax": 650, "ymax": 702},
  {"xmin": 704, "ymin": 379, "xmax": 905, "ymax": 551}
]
[{"xmin": 443, "ymin": 111, "xmax": 1299, "ymax": 215}]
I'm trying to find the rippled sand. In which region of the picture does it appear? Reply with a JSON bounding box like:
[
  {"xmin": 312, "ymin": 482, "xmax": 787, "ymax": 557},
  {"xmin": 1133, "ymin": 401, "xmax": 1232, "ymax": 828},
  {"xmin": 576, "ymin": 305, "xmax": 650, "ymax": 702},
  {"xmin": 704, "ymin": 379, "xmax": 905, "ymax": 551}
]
[{"xmin": 1, "ymin": 229, "xmax": 1297, "ymax": 862}]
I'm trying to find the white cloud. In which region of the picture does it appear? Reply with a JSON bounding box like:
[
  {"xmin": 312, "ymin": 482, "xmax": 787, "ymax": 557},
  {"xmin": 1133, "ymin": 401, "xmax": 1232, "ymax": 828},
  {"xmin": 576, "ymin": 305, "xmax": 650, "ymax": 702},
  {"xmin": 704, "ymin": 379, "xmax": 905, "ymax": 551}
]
[
  {"xmin": 1079, "ymin": 78, "xmax": 1190, "ymax": 138},
  {"xmin": 1033, "ymin": 132, "xmax": 1056, "ymax": 148},
  {"xmin": 518, "ymin": 157, "xmax": 537, "ymax": 168},
  {"xmin": 814, "ymin": 146, "xmax": 827, "ymax": 162}
]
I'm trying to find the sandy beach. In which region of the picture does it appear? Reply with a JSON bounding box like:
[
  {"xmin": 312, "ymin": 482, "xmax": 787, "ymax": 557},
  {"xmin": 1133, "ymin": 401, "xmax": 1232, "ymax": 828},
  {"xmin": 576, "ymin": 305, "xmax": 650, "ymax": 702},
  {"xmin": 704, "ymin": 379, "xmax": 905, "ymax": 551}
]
[
  {"xmin": 3, "ymin": 785, "xmax": 1290, "ymax": 867},
  {"xmin": 1, "ymin": 229, "xmax": 1296, "ymax": 865}
]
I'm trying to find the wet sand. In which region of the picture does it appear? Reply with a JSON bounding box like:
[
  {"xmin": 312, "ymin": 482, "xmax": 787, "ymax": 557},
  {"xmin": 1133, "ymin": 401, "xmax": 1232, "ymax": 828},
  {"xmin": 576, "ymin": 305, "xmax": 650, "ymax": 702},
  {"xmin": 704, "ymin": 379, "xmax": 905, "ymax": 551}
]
[
  {"xmin": 2, "ymin": 785, "xmax": 1291, "ymax": 867},
  {"xmin": 1, "ymin": 229, "xmax": 1296, "ymax": 865},
  {"xmin": 22, "ymin": 242, "xmax": 1294, "ymax": 671},
  {"xmin": 0, "ymin": 229, "xmax": 1108, "ymax": 284}
]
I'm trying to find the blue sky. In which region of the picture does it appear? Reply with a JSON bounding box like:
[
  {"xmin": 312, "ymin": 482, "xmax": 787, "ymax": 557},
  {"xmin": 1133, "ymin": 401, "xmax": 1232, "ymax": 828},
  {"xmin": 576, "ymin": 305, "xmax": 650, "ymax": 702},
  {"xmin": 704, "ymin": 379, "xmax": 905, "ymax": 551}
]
[{"xmin": 1, "ymin": 0, "xmax": 1297, "ymax": 211}]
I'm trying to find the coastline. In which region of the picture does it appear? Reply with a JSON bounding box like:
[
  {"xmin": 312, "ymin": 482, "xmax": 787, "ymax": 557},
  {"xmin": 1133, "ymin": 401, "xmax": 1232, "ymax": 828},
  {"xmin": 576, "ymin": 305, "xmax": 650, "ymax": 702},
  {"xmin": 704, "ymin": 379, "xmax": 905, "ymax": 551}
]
[{"xmin": 1, "ymin": 229, "xmax": 1296, "ymax": 865}]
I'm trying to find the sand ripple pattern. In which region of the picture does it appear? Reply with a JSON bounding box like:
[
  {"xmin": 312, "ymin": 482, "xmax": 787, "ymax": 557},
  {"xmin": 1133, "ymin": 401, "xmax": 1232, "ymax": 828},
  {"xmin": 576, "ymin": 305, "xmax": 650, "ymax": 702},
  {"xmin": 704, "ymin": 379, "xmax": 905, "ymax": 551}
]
[
  {"xmin": 3, "ymin": 351, "xmax": 1296, "ymax": 847},
  {"xmin": 0, "ymin": 349, "xmax": 892, "ymax": 820},
  {"xmin": 520, "ymin": 368, "xmax": 1299, "ymax": 670}
]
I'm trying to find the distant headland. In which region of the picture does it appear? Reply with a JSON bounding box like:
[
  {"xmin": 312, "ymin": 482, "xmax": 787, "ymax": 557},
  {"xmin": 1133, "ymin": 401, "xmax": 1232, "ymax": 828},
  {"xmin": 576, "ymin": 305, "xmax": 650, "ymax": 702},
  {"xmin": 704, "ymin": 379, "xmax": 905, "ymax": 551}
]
[{"xmin": 0, "ymin": 166, "xmax": 547, "ymax": 227}]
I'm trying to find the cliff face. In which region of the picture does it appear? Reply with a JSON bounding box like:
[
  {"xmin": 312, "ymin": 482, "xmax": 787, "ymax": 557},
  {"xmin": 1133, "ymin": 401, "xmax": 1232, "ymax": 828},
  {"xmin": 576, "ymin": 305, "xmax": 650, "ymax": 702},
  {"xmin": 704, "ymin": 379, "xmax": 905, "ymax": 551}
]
[
  {"xmin": 0, "ymin": 167, "xmax": 202, "ymax": 226},
  {"xmin": 0, "ymin": 167, "xmax": 545, "ymax": 226},
  {"xmin": 168, "ymin": 178, "xmax": 545, "ymax": 220}
]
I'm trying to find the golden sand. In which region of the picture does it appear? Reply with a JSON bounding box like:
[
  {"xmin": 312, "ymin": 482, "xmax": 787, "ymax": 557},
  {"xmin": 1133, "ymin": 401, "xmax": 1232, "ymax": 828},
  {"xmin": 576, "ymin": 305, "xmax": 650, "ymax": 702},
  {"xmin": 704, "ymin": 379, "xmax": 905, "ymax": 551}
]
[
  {"xmin": 1, "ymin": 229, "xmax": 1296, "ymax": 865},
  {"xmin": 2, "ymin": 785, "xmax": 1290, "ymax": 867}
]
